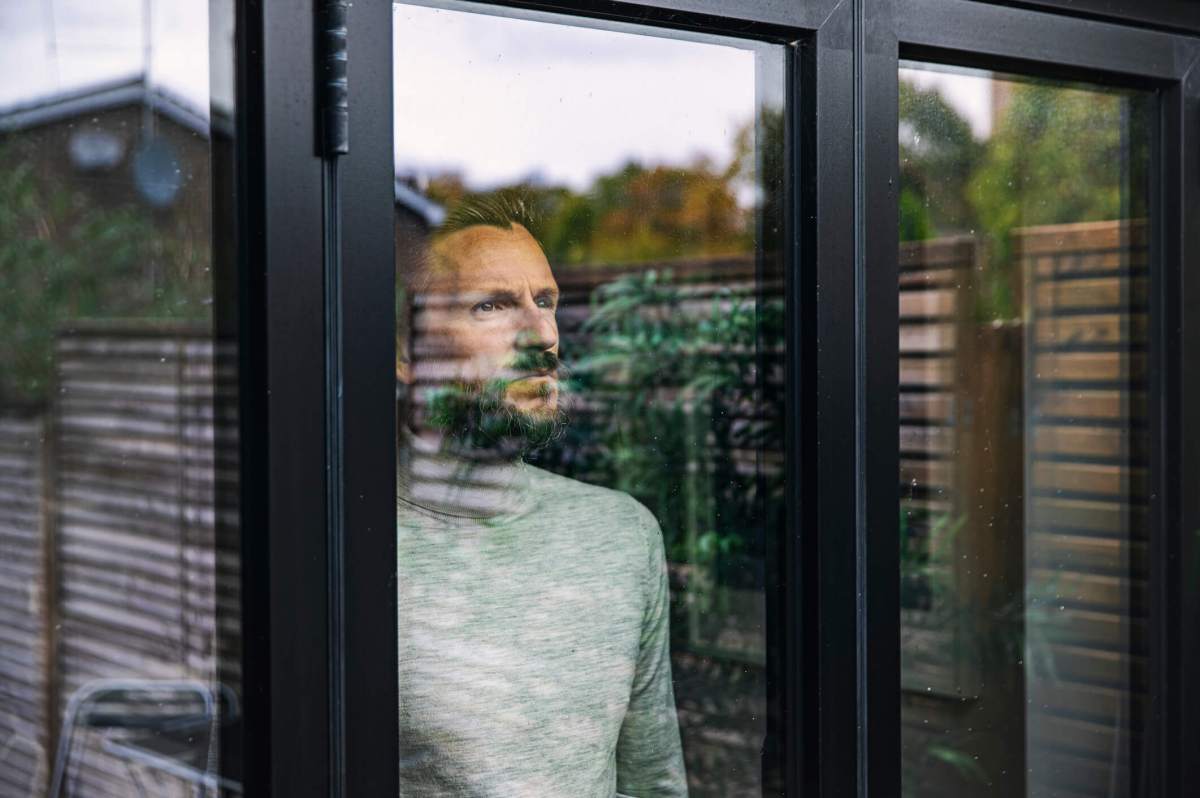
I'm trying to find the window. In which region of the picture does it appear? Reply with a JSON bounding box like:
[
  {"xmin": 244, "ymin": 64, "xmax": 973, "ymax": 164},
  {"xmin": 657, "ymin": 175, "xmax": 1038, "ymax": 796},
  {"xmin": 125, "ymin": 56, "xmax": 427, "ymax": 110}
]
[
  {"xmin": 392, "ymin": 6, "xmax": 785, "ymax": 794},
  {"xmin": 0, "ymin": 2, "xmax": 240, "ymax": 795},
  {"xmin": 898, "ymin": 63, "xmax": 1152, "ymax": 796},
  {"xmin": 6, "ymin": 1, "xmax": 1198, "ymax": 796}
]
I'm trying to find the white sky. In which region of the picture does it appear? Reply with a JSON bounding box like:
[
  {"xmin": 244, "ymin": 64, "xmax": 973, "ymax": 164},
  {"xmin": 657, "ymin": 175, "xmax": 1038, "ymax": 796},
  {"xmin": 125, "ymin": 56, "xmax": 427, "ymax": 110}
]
[
  {"xmin": 0, "ymin": 2, "xmax": 998, "ymax": 188},
  {"xmin": 0, "ymin": 1, "xmax": 766, "ymax": 193},
  {"xmin": 393, "ymin": 3, "xmax": 761, "ymax": 190},
  {"xmin": 900, "ymin": 62, "xmax": 995, "ymax": 139},
  {"xmin": 0, "ymin": 0, "xmax": 232, "ymax": 114}
]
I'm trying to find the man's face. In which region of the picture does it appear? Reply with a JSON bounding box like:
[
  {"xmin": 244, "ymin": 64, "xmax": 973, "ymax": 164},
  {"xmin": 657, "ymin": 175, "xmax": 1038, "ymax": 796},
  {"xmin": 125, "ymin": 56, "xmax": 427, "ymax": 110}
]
[{"xmin": 414, "ymin": 223, "xmax": 561, "ymax": 422}]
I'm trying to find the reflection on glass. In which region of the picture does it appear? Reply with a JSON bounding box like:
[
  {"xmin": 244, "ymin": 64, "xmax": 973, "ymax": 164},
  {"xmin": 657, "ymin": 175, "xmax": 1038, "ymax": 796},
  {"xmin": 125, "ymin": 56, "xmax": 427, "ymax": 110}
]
[
  {"xmin": 0, "ymin": 2, "xmax": 239, "ymax": 795},
  {"xmin": 898, "ymin": 62, "xmax": 1150, "ymax": 797},
  {"xmin": 394, "ymin": 4, "xmax": 784, "ymax": 795}
]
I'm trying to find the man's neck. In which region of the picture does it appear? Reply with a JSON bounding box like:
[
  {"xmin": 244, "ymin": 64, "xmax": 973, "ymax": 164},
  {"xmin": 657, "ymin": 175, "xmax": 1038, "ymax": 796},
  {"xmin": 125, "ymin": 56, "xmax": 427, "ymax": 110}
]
[{"xmin": 398, "ymin": 424, "xmax": 532, "ymax": 520}]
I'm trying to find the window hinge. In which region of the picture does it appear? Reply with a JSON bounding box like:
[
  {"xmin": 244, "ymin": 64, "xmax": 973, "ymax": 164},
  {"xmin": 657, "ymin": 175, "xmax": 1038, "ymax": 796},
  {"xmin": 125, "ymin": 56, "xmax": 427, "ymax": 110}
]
[{"xmin": 318, "ymin": 0, "xmax": 349, "ymax": 155}]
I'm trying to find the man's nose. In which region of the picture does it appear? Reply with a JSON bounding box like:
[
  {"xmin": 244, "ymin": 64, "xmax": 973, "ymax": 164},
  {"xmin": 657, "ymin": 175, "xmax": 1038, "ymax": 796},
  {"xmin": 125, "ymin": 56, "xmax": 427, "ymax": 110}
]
[{"xmin": 515, "ymin": 306, "xmax": 557, "ymax": 352}]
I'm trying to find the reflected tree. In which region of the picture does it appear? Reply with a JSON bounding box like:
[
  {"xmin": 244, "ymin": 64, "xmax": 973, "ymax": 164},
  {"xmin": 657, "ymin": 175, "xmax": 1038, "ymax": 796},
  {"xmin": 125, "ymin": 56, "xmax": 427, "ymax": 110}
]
[
  {"xmin": 899, "ymin": 79, "xmax": 983, "ymax": 241},
  {"xmin": 0, "ymin": 151, "xmax": 209, "ymax": 405}
]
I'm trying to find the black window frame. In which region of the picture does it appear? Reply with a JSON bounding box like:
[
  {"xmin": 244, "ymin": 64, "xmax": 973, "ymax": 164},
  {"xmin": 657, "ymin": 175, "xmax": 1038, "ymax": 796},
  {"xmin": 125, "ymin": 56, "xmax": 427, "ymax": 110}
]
[
  {"xmin": 230, "ymin": 0, "xmax": 1200, "ymax": 796},
  {"xmin": 874, "ymin": 3, "xmax": 1200, "ymax": 795}
]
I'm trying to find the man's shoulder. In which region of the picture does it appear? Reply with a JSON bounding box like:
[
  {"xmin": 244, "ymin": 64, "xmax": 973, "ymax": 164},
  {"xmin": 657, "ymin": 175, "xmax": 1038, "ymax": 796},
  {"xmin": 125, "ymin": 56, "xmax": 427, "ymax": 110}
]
[
  {"xmin": 523, "ymin": 464, "xmax": 661, "ymax": 535},
  {"xmin": 523, "ymin": 465, "xmax": 665, "ymax": 580}
]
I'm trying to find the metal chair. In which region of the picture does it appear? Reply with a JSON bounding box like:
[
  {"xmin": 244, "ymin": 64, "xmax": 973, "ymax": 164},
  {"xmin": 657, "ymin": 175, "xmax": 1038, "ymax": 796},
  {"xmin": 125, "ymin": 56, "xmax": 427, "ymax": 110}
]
[{"xmin": 49, "ymin": 678, "xmax": 239, "ymax": 797}]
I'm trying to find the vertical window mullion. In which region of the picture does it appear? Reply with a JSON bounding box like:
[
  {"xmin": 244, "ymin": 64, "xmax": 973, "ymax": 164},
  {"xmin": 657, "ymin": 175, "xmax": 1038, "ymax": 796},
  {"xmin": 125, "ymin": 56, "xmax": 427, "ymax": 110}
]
[{"xmin": 340, "ymin": 0, "xmax": 401, "ymax": 793}]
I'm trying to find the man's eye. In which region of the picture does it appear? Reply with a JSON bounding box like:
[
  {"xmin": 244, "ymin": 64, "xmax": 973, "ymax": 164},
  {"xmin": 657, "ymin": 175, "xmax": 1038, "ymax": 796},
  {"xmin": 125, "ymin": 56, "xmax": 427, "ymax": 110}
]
[
  {"xmin": 536, "ymin": 297, "xmax": 555, "ymax": 309},
  {"xmin": 474, "ymin": 301, "xmax": 496, "ymax": 313}
]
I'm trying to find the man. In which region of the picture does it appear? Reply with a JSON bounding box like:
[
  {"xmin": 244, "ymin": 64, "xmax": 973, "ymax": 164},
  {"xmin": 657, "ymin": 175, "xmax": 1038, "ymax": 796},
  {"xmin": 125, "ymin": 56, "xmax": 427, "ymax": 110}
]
[{"xmin": 395, "ymin": 193, "xmax": 688, "ymax": 797}]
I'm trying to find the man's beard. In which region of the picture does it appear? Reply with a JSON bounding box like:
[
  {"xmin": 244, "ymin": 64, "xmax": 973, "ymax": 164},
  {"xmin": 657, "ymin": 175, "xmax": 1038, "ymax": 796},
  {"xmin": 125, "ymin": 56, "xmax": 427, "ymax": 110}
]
[{"xmin": 424, "ymin": 353, "xmax": 569, "ymax": 458}]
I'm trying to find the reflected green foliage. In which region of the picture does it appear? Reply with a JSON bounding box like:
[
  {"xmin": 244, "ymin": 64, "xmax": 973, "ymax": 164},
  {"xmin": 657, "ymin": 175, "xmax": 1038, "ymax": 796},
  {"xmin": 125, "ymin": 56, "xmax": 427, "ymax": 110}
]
[
  {"xmin": 926, "ymin": 744, "xmax": 988, "ymax": 783},
  {"xmin": 968, "ymin": 83, "xmax": 1148, "ymax": 318},
  {"xmin": 0, "ymin": 151, "xmax": 209, "ymax": 405},
  {"xmin": 899, "ymin": 80, "xmax": 983, "ymax": 240},
  {"xmin": 424, "ymin": 124, "xmax": 761, "ymax": 267},
  {"xmin": 970, "ymin": 84, "xmax": 1145, "ymax": 241},
  {"xmin": 520, "ymin": 109, "xmax": 787, "ymax": 672},
  {"xmin": 898, "ymin": 188, "xmax": 933, "ymax": 243},
  {"xmin": 899, "ymin": 506, "xmax": 1016, "ymax": 798},
  {"xmin": 901, "ymin": 77, "xmax": 1148, "ymax": 319},
  {"xmin": 531, "ymin": 269, "xmax": 784, "ymax": 603},
  {"xmin": 899, "ymin": 507, "xmax": 964, "ymax": 613}
]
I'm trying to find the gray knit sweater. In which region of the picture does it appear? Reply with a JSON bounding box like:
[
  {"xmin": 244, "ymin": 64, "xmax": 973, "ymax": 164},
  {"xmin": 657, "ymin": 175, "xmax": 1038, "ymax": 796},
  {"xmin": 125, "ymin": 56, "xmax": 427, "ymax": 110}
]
[{"xmin": 397, "ymin": 442, "xmax": 687, "ymax": 797}]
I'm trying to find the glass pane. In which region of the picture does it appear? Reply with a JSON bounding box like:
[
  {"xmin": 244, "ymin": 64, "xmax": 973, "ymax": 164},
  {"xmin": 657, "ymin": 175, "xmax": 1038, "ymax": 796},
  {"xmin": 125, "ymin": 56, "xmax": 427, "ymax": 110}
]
[
  {"xmin": 0, "ymin": 2, "xmax": 240, "ymax": 795},
  {"xmin": 393, "ymin": 3, "xmax": 785, "ymax": 795},
  {"xmin": 898, "ymin": 62, "xmax": 1151, "ymax": 797}
]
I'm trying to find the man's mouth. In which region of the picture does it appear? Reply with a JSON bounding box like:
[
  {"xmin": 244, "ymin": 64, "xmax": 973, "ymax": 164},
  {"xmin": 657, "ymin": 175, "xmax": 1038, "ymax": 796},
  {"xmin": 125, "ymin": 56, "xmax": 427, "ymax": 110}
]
[{"xmin": 504, "ymin": 372, "xmax": 558, "ymax": 404}]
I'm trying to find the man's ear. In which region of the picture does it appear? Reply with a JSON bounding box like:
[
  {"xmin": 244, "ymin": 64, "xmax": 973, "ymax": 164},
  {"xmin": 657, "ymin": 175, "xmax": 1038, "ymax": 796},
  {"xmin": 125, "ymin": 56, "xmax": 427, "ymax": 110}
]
[{"xmin": 396, "ymin": 358, "xmax": 412, "ymax": 385}]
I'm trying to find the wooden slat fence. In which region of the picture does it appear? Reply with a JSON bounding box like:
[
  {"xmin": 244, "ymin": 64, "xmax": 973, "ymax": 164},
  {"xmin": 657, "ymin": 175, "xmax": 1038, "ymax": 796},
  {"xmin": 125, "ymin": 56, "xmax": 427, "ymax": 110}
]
[
  {"xmin": 0, "ymin": 229, "xmax": 1147, "ymax": 796},
  {"xmin": 898, "ymin": 220, "xmax": 1149, "ymax": 798},
  {"xmin": 897, "ymin": 235, "xmax": 977, "ymax": 700},
  {"xmin": 0, "ymin": 412, "xmax": 50, "ymax": 796},
  {"xmin": 51, "ymin": 326, "xmax": 239, "ymax": 797},
  {"xmin": 898, "ymin": 236, "xmax": 1019, "ymax": 798},
  {"xmin": 0, "ymin": 325, "xmax": 239, "ymax": 797},
  {"xmin": 1021, "ymin": 219, "xmax": 1148, "ymax": 798}
]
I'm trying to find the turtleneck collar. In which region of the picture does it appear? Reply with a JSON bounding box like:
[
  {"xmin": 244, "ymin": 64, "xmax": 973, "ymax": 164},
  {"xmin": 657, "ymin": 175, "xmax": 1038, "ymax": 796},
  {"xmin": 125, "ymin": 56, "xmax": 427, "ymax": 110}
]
[{"xmin": 397, "ymin": 427, "xmax": 536, "ymax": 520}]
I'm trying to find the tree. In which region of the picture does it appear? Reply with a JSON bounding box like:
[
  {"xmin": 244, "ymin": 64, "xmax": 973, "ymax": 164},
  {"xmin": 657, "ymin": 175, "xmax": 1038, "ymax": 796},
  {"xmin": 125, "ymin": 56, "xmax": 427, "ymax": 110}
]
[
  {"xmin": 585, "ymin": 159, "xmax": 749, "ymax": 263},
  {"xmin": 0, "ymin": 150, "xmax": 208, "ymax": 405},
  {"xmin": 420, "ymin": 126, "xmax": 756, "ymax": 268},
  {"xmin": 970, "ymin": 81, "xmax": 1147, "ymax": 247},
  {"xmin": 899, "ymin": 79, "xmax": 984, "ymax": 240},
  {"xmin": 967, "ymin": 82, "xmax": 1148, "ymax": 317}
]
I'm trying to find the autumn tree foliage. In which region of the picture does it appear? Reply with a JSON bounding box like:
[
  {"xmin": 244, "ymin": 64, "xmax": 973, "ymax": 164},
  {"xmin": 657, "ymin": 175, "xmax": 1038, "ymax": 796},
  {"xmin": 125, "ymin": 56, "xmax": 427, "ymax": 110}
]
[{"xmin": 421, "ymin": 133, "xmax": 760, "ymax": 267}]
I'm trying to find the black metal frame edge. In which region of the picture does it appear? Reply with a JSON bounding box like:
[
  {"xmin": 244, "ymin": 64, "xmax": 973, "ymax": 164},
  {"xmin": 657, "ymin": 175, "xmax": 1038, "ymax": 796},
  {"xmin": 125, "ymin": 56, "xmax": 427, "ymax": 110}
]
[
  {"xmin": 861, "ymin": 0, "xmax": 902, "ymax": 794},
  {"xmin": 1179, "ymin": 53, "xmax": 1200, "ymax": 798},
  {"xmin": 896, "ymin": 0, "xmax": 1194, "ymax": 81},
  {"xmin": 316, "ymin": 6, "xmax": 352, "ymax": 796},
  {"xmin": 232, "ymin": 1, "xmax": 270, "ymax": 792},
  {"xmin": 323, "ymin": 154, "xmax": 347, "ymax": 798},
  {"xmin": 419, "ymin": 0, "xmax": 840, "ymax": 38},
  {"xmin": 1180, "ymin": 50, "xmax": 1200, "ymax": 798},
  {"xmin": 767, "ymin": 37, "xmax": 803, "ymax": 797},
  {"xmin": 236, "ymin": 1, "xmax": 330, "ymax": 795},
  {"xmin": 791, "ymin": 36, "xmax": 821, "ymax": 798},
  {"xmin": 806, "ymin": 2, "xmax": 867, "ymax": 796},
  {"xmin": 211, "ymin": 3, "xmax": 241, "ymax": 792},
  {"xmin": 1157, "ymin": 47, "xmax": 1200, "ymax": 798},
  {"xmin": 884, "ymin": 2, "xmax": 1200, "ymax": 796},
  {"xmin": 972, "ymin": 0, "xmax": 1200, "ymax": 38},
  {"xmin": 340, "ymin": 0, "xmax": 401, "ymax": 794}
]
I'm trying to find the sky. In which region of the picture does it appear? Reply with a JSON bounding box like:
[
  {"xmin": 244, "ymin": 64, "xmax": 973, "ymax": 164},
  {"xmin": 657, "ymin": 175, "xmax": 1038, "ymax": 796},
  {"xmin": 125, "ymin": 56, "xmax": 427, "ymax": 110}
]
[
  {"xmin": 901, "ymin": 62, "xmax": 995, "ymax": 139},
  {"xmin": 392, "ymin": 3, "xmax": 764, "ymax": 191},
  {"xmin": 0, "ymin": 0, "xmax": 232, "ymax": 114},
  {"xmin": 0, "ymin": 1, "xmax": 995, "ymax": 186}
]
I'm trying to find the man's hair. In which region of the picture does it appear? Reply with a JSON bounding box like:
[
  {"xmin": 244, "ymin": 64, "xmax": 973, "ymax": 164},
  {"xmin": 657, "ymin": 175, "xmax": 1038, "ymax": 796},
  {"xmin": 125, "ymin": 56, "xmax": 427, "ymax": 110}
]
[
  {"xmin": 434, "ymin": 189, "xmax": 541, "ymax": 246},
  {"xmin": 399, "ymin": 189, "xmax": 541, "ymax": 295},
  {"xmin": 396, "ymin": 188, "xmax": 544, "ymax": 366}
]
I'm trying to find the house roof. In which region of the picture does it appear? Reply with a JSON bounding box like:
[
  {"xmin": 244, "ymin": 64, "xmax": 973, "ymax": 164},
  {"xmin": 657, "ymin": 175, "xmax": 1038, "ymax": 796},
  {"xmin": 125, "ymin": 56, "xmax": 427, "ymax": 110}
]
[
  {"xmin": 0, "ymin": 75, "xmax": 444, "ymax": 224},
  {"xmin": 394, "ymin": 178, "xmax": 446, "ymax": 228},
  {"xmin": 0, "ymin": 74, "xmax": 222, "ymax": 138}
]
